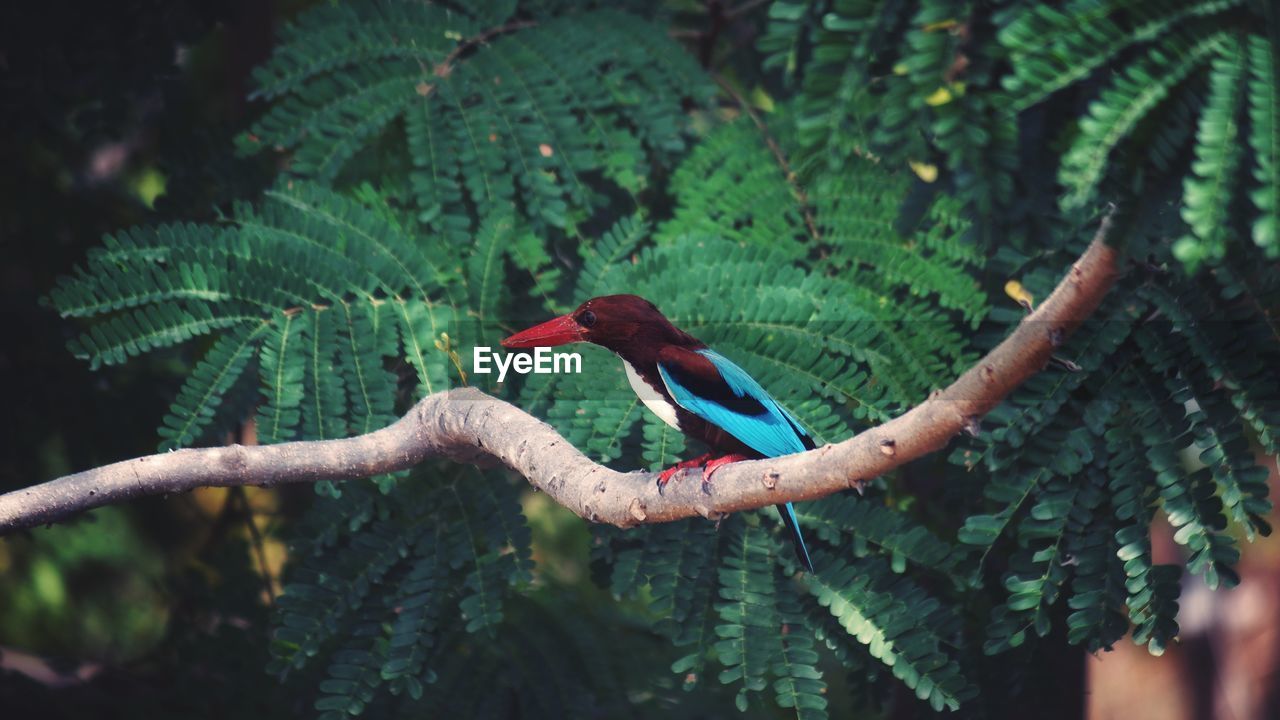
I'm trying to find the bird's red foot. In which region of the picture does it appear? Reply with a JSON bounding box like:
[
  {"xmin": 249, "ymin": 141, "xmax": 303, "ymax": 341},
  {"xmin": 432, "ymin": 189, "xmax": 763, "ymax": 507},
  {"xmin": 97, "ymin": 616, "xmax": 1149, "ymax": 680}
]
[
  {"xmin": 700, "ymin": 454, "xmax": 752, "ymax": 495},
  {"xmin": 656, "ymin": 453, "xmax": 713, "ymax": 495}
]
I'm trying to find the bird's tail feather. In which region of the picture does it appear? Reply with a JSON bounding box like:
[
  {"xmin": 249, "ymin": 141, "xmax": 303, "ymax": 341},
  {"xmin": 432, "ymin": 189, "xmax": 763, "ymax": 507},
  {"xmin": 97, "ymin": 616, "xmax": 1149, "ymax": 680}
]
[{"xmin": 776, "ymin": 503, "xmax": 813, "ymax": 572}]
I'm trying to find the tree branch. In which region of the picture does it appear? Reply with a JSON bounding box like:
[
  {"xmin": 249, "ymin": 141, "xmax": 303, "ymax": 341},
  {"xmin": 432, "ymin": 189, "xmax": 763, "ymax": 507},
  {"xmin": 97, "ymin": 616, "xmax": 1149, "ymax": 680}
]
[{"xmin": 0, "ymin": 216, "xmax": 1120, "ymax": 535}]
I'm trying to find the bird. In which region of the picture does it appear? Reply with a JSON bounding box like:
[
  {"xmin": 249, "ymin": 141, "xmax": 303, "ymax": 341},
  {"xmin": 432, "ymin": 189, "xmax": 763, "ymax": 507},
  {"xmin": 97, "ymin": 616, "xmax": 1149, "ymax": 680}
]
[{"xmin": 502, "ymin": 294, "xmax": 814, "ymax": 571}]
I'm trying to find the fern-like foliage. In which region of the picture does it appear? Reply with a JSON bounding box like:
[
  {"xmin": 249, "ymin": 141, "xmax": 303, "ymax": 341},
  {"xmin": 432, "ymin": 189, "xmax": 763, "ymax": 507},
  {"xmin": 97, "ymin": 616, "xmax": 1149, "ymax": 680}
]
[
  {"xmin": 48, "ymin": 183, "xmax": 464, "ymax": 451},
  {"xmin": 712, "ymin": 519, "xmax": 822, "ymax": 715},
  {"xmin": 796, "ymin": 494, "xmax": 968, "ymax": 585},
  {"xmin": 766, "ymin": 0, "xmax": 1276, "ymax": 266},
  {"xmin": 806, "ymin": 551, "xmax": 973, "ymax": 711},
  {"xmin": 598, "ymin": 504, "xmax": 969, "ymax": 717},
  {"xmin": 242, "ymin": 0, "xmax": 712, "ymax": 243},
  {"xmin": 43, "ymin": 0, "xmax": 1280, "ymax": 717},
  {"xmin": 1245, "ymin": 32, "xmax": 1279, "ymax": 254},
  {"xmin": 952, "ymin": 246, "xmax": 1277, "ymax": 657},
  {"xmin": 1058, "ymin": 27, "xmax": 1231, "ymax": 210},
  {"xmin": 760, "ymin": 0, "xmax": 1019, "ymax": 240},
  {"xmin": 269, "ymin": 467, "xmax": 535, "ymax": 716},
  {"xmin": 999, "ymin": 0, "xmax": 1275, "ymax": 265}
]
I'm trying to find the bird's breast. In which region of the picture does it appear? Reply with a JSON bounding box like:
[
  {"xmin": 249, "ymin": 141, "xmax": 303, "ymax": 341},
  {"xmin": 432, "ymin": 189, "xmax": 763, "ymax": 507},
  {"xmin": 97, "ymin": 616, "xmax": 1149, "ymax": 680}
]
[{"xmin": 622, "ymin": 359, "xmax": 681, "ymax": 430}]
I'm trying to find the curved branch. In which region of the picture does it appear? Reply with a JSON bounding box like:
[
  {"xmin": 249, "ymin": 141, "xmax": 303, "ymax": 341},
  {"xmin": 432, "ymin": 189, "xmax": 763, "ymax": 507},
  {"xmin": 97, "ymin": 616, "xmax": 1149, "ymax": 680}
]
[{"xmin": 0, "ymin": 218, "xmax": 1120, "ymax": 535}]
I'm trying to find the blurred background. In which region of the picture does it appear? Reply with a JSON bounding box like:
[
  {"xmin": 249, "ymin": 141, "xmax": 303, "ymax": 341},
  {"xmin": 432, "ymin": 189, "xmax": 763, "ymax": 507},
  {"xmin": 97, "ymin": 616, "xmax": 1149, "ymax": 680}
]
[
  {"xmin": 1, "ymin": 2, "xmax": 288, "ymax": 715},
  {"xmin": 1, "ymin": 2, "xmax": 1277, "ymax": 719}
]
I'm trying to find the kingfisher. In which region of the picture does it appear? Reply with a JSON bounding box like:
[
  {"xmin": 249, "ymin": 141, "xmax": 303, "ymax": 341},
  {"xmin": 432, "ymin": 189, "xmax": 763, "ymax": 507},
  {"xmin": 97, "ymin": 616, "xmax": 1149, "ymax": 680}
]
[{"xmin": 502, "ymin": 294, "xmax": 814, "ymax": 571}]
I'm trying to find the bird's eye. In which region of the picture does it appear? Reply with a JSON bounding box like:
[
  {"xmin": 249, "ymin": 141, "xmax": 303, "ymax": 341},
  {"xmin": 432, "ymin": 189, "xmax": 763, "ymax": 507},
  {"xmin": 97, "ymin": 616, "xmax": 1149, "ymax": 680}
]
[{"xmin": 579, "ymin": 310, "xmax": 597, "ymax": 328}]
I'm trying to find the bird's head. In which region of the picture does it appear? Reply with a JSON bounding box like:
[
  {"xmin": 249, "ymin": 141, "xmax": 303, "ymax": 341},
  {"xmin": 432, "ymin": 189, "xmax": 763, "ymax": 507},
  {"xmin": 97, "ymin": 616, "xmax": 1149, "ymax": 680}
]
[{"xmin": 501, "ymin": 294, "xmax": 694, "ymax": 355}]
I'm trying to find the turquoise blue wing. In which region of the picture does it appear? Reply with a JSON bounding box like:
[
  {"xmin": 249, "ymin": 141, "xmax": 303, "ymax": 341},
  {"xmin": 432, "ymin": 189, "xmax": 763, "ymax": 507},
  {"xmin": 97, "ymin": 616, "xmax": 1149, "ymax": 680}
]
[
  {"xmin": 657, "ymin": 348, "xmax": 815, "ymax": 571},
  {"xmin": 656, "ymin": 348, "xmax": 811, "ymax": 458}
]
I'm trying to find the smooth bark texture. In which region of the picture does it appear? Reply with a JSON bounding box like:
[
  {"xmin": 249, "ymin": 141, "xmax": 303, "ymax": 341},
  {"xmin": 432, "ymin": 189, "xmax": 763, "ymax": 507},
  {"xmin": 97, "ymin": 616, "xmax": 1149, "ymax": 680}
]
[{"xmin": 0, "ymin": 219, "xmax": 1119, "ymax": 535}]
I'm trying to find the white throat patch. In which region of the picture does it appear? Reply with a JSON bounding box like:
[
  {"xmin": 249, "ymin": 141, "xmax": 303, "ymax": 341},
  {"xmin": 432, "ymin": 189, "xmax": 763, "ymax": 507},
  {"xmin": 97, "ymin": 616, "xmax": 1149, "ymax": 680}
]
[{"xmin": 622, "ymin": 360, "xmax": 680, "ymax": 430}]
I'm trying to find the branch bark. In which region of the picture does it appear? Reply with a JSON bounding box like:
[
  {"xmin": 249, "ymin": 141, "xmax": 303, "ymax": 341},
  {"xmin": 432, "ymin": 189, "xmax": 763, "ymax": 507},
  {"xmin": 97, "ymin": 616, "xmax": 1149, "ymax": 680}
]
[{"xmin": 0, "ymin": 218, "xmax": 1120, "ymax": 535}]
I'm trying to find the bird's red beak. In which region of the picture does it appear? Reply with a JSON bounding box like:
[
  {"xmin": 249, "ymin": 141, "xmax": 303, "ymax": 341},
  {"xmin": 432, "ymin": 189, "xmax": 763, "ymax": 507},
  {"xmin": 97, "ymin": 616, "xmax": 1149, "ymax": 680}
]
[{"xmin": 501, "ymin": 314, "xmax": 583, "ymax": 348}]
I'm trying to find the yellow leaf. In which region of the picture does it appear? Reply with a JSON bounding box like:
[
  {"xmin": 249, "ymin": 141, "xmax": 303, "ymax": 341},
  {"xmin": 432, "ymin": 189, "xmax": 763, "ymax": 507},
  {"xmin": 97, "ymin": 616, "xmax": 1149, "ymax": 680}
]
[
  {"xmin": 922, "ymin": 18, "xmax": 959, "ymax": 32},
  {"xmin": 892, "ymin": 63, "xmax": 909, "ymax": 76},
  {"xmin": 924, "ymin": 86, "xmax": 953, "ymax": 106},
  {"xmin": 131, "ymin": 167, "xmax": 167, "ymax": 209},
  {"xmin": 1005, "ymin": 280, "xmax": 1035, "ymax": 310},
  {"xmin": 909, "ymin": 160, "xmax": 938, "ymax": 183},
  {"xmin": 750, "ymin": 86, "xmax": 775, "ymax": 113}
]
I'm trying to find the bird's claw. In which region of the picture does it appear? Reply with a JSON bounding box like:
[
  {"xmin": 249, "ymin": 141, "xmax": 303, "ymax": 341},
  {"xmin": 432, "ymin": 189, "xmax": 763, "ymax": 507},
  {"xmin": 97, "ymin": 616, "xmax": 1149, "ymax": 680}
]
[
  {"xmin": 656, "ymin": 453, "xmax": 713, "ymax": 496},
  {"xmin": 656, "ymin": 468, "xmax": 677, "ymax": 496},
  {"xmin": 697, "ymin": 454, "xmax": 751, "ymax": 495},
  {"xmin": 657, "ymin": 454, "xmax": 748, "ymax": 497}
]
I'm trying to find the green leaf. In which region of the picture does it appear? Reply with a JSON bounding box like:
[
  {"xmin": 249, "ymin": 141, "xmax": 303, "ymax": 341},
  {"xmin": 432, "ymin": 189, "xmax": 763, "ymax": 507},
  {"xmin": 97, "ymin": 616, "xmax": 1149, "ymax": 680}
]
[
  {"xmin": 805, "ymin": 552, "xmax": 973, "ymax": 711},
  {"xmin": 1060, "ymin": 29, "xmax": 1229, "ymax": 208},
  {"xmin": 1176, "ymin": 36, "xmax": 1248, "ymax": 267},
  {"xmin": 158, "ymin": 322, "xmax": 270, "ymax": 449},
  {"xmin": 1246, "ymin": 33, "xmax": 1280, "ymax": 255}
]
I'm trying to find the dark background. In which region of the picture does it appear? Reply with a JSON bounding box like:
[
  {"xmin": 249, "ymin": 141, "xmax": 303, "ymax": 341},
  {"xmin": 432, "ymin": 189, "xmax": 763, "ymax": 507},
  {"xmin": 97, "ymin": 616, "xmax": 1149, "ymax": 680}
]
[{"xmin": 1, "ymin": 3, "xmax": 295, "ymax": 715}]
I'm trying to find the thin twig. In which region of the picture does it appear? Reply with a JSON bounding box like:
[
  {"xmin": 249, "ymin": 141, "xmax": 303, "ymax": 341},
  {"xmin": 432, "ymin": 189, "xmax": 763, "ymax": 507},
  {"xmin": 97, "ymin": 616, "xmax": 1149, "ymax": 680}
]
[
  {"xmin": 411, "ymin": 20, "xmax": 537, "ymax": 96},
  {"xmin": 713, "ymin": 75, "xmax": 823, "ymax": 243}
]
